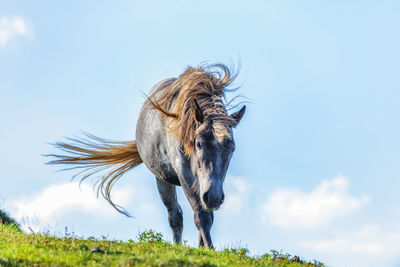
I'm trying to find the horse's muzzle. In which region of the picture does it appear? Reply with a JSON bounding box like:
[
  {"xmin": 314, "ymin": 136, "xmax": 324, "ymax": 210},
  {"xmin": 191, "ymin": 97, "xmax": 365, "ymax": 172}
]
[{"xmin": 202, "ymin": 191, "xmax": 225, "ymax": 211}]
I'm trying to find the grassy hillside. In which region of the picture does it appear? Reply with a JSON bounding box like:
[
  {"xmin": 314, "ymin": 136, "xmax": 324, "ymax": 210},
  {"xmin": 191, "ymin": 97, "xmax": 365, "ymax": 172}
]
[
  {"xmin": 0, "ymin": 212, "xmax": 324, "ymax": 266},
  {"xmin": 0, "ymin": 210, "xmax": 19, "ymax": 227}
]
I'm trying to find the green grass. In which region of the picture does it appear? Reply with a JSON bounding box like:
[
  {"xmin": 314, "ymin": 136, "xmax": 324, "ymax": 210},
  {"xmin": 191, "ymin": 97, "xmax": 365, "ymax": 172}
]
[
  {"xmin": 0, "ymin": 214, "xmax": 324, "ymax": 267},
  {"xmin": 0, "ymin": 210, "xmax": 20, "ymax": 229}
]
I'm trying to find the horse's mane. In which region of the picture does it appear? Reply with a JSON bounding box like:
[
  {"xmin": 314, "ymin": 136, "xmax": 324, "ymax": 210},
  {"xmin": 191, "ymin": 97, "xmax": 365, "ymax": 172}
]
[{"xmin": 148, "ymin": 63, "xmax": 239, "ymax": 155}]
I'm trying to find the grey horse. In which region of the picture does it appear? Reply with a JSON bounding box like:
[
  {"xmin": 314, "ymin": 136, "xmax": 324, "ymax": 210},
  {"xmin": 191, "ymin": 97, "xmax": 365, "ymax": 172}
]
[{"xmin": 48, "ymin": 63, "xmax": 246, "ymax": 248}]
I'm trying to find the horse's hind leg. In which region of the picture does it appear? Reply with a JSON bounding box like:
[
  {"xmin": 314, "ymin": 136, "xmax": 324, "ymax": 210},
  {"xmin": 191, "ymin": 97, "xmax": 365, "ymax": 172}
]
[{"xmin": 156, "ymin": 178, "xmax": 183, "ymax": 244}]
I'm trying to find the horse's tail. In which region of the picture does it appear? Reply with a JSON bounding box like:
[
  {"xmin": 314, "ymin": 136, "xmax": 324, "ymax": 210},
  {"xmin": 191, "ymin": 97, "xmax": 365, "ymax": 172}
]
[{"xmin": 46, "ymin": 133, "xmax": 143, "ymax": 216}]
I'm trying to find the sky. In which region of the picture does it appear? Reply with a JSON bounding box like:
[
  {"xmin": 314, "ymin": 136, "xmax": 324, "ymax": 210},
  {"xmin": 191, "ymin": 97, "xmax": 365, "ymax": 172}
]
[{"xmin": 1, "ymin": 1, "xmax": 400, "ymax": 266}]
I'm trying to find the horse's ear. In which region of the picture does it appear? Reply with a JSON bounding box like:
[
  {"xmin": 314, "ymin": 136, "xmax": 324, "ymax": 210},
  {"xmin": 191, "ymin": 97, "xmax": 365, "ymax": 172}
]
[
  {"xmin": 192, "ymin": 99, "xmax": 204, "ymax": 123},
  {"xmin": 231, "ymin": 105, "xmax": 246, "ymax": 127}
]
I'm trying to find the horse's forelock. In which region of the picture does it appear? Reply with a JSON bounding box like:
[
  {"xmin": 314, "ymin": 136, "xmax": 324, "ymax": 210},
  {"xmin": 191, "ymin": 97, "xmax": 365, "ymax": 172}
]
[
  {"xmin": 212, "ymin": 122, "xmax": 232, "ymax": 143},
  {"xmin": 148, "ymin": 63, "xmax": 238, "ymax": 155}
]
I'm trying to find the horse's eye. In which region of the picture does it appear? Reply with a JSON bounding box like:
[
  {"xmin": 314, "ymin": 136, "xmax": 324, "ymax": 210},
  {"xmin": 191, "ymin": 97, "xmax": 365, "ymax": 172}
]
[{"xmin": 196, "ymin": 141, "xmax": 202, "ymax": 149}]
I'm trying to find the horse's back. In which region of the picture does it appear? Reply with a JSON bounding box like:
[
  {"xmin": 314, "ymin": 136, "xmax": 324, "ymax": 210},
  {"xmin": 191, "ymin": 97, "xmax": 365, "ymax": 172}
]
[{"xmin": 136, "ymin": 78, "xmax": 181, "ymax": 185}]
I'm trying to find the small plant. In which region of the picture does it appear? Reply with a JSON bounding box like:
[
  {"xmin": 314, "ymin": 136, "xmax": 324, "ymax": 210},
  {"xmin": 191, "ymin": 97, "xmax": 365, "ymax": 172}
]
[
  {"xmin": 137, "ymin": 229, "xmax": 164, "ymax": 243},
  {"xmin": 223, "ymin": 246, "xmax": 249, "ymax": 258},
  {"xmin": 0, "ymin": 209, "xmax": 21, "ymax": 231},
  {"xmin": 77, "ymin": 244, "xmax": 89, "ymax": 251},
  {"xmin": 259, "ymin": 250, "xmax": 325, "ymax": 267},
  {"xmin": 64, "ymin": 226, "xmax": 75, "ymax": 238},
  {"xmin": 0, "ymin": 209, "xmax": 17, "ymax": 225}
]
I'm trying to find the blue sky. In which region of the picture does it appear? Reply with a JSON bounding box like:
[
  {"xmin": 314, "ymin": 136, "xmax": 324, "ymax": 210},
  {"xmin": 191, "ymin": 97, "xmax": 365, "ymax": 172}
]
[{"xmin": 1, "ymin": 1, "xmax": 400, "ymax": 266}]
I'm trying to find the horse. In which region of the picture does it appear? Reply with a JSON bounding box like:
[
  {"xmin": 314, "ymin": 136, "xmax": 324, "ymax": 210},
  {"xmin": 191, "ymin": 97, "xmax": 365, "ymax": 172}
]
[{"xmin": 47, "ymin": 63, "xmax": 246, "ymax": 248}]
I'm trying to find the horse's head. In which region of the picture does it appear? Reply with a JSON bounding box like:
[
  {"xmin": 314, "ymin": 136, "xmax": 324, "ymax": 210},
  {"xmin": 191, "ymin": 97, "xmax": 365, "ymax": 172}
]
[{"xmin": 190, "ymin": 100, "xmax": 246, "ymax": 211}]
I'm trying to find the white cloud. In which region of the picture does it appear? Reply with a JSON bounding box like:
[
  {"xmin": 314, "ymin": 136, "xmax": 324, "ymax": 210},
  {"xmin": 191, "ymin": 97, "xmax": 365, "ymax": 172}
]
[
  {"xmin": 220, "ymin": 176, "xmax": 253, "ymax": 216},
  {"xmin": 261, "ymin": 176, "xmax": 369, "ymax": 230},
  {"xmin": 10, "ymin": 182, "xmax": 133, "ymax": 232},
  {"xmin": 0, "ymin": 16, "xmax": 31, "ymax": 47},
  {"xmin": 298, "ymin": 225, "xmax": 400, "ymax": 267}
]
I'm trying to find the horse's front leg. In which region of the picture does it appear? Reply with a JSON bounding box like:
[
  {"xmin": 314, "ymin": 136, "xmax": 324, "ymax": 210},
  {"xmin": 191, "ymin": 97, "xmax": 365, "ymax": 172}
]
[
  {"xmin": 193, "ymin": 209, "xmax": 214, "ymax": 248},
  {"xmin": 176, "ymin": 161, "xmax": 215, "ymax": 248},
  {"xmin": 180, "ymin": 181, "xmax": 214, "ymax": 248}
]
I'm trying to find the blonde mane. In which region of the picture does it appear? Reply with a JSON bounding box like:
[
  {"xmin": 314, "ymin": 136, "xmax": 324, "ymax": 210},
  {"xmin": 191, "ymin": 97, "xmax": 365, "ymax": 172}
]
[{"xmin": 149, "ymin": 63, "xmax": 239, "ymax": 155}]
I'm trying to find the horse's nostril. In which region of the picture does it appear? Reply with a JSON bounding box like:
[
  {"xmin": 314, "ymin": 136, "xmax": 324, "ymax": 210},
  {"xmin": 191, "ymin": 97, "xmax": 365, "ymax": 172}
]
[
  {"xmin": 202, "ymin": 191, "xmax": 209, "ymax": 205},
  {"xmin": 220, "ymin": 194, "xmax": 225, "ymax": 205},
  {"xmin": 202, "ymin": 191, "xmax": 224, "ymax": 209}
]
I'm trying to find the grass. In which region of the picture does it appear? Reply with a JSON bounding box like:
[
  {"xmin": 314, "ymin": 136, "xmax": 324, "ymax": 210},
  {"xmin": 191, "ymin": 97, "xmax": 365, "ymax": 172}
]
[
  {"xmin": 0, "ymin": 211, "xmax": 324, "ymax": 267},
  {"xmin": 0, "ymin": 210, "xmax": 20, "ymax": 228}
]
